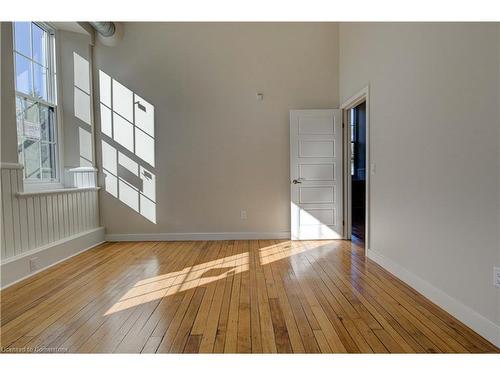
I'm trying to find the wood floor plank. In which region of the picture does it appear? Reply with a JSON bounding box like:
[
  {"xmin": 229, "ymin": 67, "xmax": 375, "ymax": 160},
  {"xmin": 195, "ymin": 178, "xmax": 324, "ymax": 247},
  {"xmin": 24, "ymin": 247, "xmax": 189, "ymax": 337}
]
[
  {"xmin": 198, "ymin": 241, "xmax": 235, "ymax": 353},
  {"xmin": 155, "ymin": 242, "xmax": 214, "ymax": 353},
  {"xmin": 212, "ymin": 241, "xmax": 237, "ymax": 353},
  {"xmin": 236, "ymin": 241, "xmax": 252, "ymax": 353},
  {"xmin": 113, "ymin": 243, "xmax": 202, "ymax": 353},
  {"xmin": 267, "ymin": 247, "xmax": 306, "ymax": 353},
  {"xmin": 313, "ymin": 330, "xmax": 332, "ymax": 353},
  {"xmin": 253, "ymin": 240, "xmax": 278, "ymax": 353},
  {"xmin": 223, "ymin": 241, "xmax": 244, "ymax": 353},
  {"xmin": 281, "ymin": 271, "xmax": 321, "ymax": 353},
  {"xmin": 248, "ymin": 239, "xmax": 263, "ymax": 353},
  {"xmin": 2, "ymin": 239, "xmax": 498, "ymax": 354},
  {"xmin": 308, "ymin": 242, "xmax": 459, "ymax": 353},
  {"xmin": 169, "ymin": 287, "xmax": 206, "ymax": 353},
  {"xmin": 190, "ymin": 241, "xmax": 224, "ymax": 335},
  {"xmin": 184, "ymin": 335, "xmax": 202, "ymax": 354},
  {"xmin": 268, "ymin": 298, "xmax": 293, "ymax": 353},
  {"xmin": 2, "ymin": 242, "xmax": 155, "ymax": 347}
]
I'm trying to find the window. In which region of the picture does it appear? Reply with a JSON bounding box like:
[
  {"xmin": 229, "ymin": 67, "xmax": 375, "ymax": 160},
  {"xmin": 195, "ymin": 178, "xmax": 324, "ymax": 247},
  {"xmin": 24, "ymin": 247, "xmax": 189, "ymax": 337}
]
[{"xmin": 13, "ymin": 22, "xmax": 58, "ymax": 182}]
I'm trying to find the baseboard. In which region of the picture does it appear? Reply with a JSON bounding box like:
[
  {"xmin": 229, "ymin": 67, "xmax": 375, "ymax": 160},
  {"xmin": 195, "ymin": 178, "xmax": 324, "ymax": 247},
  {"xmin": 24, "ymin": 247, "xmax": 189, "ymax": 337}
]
[
  {"xmin": 367, "ymin": 248, "xmax": 500, "ymax": 348},
  {"xmin": 105, "ymin": 231, "xmax": 291, "ymax": 242},
  {"xmin": 1, "ymin": 227, "xmax": 105, "ymax": 289}
]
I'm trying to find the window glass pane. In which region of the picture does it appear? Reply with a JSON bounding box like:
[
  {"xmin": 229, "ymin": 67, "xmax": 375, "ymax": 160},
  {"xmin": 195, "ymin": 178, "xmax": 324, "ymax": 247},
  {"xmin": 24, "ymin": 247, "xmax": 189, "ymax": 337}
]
[
  {"xmin": 17, "ymin": 139, "xmax": 24, "ymax": 166},
  {"xmin": 24, "ymin": 121, "xmax": 41, "ymax": 140},
  {"xmin": 22, "ymin": 100, "xmax": 41, "ymax": 139},
  {"xmin": 15, "ymin": 53, "xmax": 33, "ymax": 95},
  {"xmin": 33, "ymin": 63, "xmax": 48, "ymax": 100},
  {"xmin": 23, "ymin": 139, "xmax": 40, "ymax": 179},
  {"xmin": 14, "ymin": 22, "xmax": 31, "ymax": 57},
  {"xmin": 40, "ymin": 106, "xmax": 55, "ymax": 142},
  {"xmin": 42, "ymin": 169, "xmax": 55, "ymax": 180},
  {"xmin": 23, "ymin": 99, "xmax": 40, "ymax": 124},
  {"xmin": 32, "ymin": 24, "xmax": 47, "ymax": 66},
  {"xmin": 16, "ymin": 97, "xmax": 24, "ymax": 137},
  {"xmin": 41, "ymin": 143, "xmax": 56, "ymax": 180}
]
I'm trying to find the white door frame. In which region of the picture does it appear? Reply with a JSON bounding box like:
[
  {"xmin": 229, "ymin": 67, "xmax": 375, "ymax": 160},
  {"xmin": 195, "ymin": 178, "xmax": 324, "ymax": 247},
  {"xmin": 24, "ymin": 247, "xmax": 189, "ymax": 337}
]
[{"xmin": 341, "ymin": 86, "xmax": 370, "ymax": 254}]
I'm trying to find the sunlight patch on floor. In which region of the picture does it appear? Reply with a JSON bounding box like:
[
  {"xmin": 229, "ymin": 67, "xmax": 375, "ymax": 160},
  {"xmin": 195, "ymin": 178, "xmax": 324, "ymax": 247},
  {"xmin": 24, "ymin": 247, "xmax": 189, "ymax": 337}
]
[
  {"xmin": 104, "ymin": 251, "xmax": 250, "ymax": 315},
  {"xmin": 103, "ymin": 241, "xmax": 334, "ymax": 316}
]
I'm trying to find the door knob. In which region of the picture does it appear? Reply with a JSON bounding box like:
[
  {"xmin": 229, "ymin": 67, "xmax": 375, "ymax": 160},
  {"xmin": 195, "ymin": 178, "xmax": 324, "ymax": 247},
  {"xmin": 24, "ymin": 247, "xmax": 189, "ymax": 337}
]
[{"xmin": 292, "ymin": 179, "xmax": 303, "ymax": 184}]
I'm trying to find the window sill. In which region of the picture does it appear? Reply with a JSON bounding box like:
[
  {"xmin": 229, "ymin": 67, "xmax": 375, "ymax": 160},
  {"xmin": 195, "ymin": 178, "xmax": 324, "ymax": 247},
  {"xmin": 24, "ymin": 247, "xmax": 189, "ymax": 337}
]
[
  {"xmin": 23, "ymin": 182, "xmax": 65, "ymax": 192},
  {"xmin": 66, "ymin": 167, "xmax": 98, "ymax": 173},
  {"xmin": 16, "ymin": 186, "xmax": 100, "ymax": 198}
]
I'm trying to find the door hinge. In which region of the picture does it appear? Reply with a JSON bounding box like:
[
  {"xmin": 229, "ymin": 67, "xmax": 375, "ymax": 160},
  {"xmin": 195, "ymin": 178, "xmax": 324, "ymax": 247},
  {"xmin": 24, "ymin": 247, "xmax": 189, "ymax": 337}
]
[{"xmin": 342, "ymin": 220, "xmax": 345, "ymax": 226}]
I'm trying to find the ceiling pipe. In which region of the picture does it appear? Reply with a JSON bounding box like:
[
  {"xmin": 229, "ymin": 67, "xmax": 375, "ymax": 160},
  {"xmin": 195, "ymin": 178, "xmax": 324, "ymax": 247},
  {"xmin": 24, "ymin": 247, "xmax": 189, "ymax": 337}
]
[
  {"xmin": 89, "ymin": 21, "xmax": 123, "ymax": 46},
  {"xmin": 89, "ymin": 22, "xmax": 115, "ymax": 37}
]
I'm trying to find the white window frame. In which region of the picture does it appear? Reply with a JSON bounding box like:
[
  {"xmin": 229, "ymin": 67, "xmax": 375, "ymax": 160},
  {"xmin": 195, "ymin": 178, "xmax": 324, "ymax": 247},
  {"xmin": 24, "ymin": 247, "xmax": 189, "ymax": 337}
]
[{"xmin": 13, "ymin": 21, "xmax": 64, "ymax": 191}]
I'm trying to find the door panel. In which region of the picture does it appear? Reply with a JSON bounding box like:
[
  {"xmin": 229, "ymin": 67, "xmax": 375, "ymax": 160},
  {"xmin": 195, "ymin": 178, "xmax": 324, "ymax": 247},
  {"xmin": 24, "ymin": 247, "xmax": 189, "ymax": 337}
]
[
  {"xmin": 299, "ymin": 164, "xmax": 335, "ymax": 181},
  {"xmin": 299, "ymin": 208, "xmax": 335, "ymax": 226},
  {"xmin": 298, "ymin": 116, "xmax": 334, "ymax": 135},
  {"xmin": 299, "ymin": 186, "xmax": 334, "ymax": 204},
  {"xmin": 290, "ymin": 109, "xmax": 343, "ymax": 240},
  {"xmin": 299, "ymin": 140, "xmax": 334, "ymax": 158}
]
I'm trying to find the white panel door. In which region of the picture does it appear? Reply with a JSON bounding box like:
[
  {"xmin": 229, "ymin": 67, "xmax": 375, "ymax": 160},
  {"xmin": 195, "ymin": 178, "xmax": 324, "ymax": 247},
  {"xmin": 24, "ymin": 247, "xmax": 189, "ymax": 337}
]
[{"xmin": 290, "ymin": 109, "xmax": 343, "ymax": 240}]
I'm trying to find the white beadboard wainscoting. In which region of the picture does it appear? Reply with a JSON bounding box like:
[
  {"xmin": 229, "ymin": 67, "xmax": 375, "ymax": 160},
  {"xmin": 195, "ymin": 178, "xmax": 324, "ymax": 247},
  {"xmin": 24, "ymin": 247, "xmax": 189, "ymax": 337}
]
[{"xmin": 1, "ymin": 163, "xmax": 104, "ymax": 288}]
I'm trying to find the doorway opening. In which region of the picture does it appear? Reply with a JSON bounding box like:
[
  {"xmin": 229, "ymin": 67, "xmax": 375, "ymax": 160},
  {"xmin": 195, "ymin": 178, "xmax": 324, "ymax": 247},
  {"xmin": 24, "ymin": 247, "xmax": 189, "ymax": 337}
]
[
  {"xmin": 349, "ymin": 102, "xmax": 366, "ymax": 241},
  {"xmin": 342, "ymin": 86, "xmax": 370, "ymax": 254}
]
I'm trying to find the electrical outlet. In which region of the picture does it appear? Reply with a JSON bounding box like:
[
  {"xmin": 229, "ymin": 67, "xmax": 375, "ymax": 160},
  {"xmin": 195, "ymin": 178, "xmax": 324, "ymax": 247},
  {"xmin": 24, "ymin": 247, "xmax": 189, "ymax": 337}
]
[
  {"xmin": 29, "ymin": 257, "xmax": 39, "ymax": 273},
  {"xmin": 494, "ymin": 267, "xmax": 500, "ymax": 288},
  {"xmin": 240, "ymin": 210, "xmax": 247, "ymax": 220}
]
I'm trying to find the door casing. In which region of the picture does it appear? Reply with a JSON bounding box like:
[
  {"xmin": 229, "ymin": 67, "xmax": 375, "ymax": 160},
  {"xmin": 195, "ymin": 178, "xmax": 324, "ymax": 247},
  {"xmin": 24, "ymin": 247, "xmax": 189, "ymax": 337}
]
[{"xmin": 341, "ymin": 86, "xmax": 370, "ymax": 254}]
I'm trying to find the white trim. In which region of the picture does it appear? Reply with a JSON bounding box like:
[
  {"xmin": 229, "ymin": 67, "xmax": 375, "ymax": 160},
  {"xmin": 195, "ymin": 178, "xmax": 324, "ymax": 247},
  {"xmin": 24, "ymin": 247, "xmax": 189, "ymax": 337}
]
[
  {"xmin": 1, "ymin": 227, "xmax": 102, "ymax": 265},
  {"xmin": 66, "ymin": 166, "xmax": 98, "ymax": 173},
  {"xmin": 54, "ymin": 26, "xmax": 65, "ymax": 185},
  {"xmin": 1, "ymin": 227, "xmax": 105, "ymax": 289},
  {"xmin": 16, "ymin": 186, "xmax": 100, "ymax": 197},
  {"xmin": 0, "ymin": 162, "xmax": 24, "ymax": 170},
  {"xmin": 22, "ymin": 181, "xmax": 65, "ymax": 192},
  {"xmin": 342, "ymin": 86, "xmax": 370, "ymax": 110},
  {"xmin": 341, "ymin": 85, "xmax": 370, "ymax": 254},
  {"xmin": 105, "ymin": 231, "xmax": 291, "ymax": 242},
  {"xmin": 367, "ymin": 248, "xmax": 500, "ymax": 349}
]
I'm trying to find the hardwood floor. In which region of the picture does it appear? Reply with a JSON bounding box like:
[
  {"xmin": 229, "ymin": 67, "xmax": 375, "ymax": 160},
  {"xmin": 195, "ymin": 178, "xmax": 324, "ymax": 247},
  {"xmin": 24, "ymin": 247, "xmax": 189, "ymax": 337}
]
[{"xmin": 1, "ymin": 240, "xmax": 498, "ymax": 353}]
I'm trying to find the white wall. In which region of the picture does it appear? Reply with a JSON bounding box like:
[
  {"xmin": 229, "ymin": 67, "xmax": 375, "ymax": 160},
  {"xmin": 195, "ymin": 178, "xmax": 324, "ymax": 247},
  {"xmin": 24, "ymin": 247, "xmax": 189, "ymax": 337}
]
[
  {"xmin": 58, "ymin": 30, "xmax": 94, "ymax": 169},
  {"xmin": 94, "ymin": 22, "xmax": 339, "ymax": 237},
  {"xmin": 497, "ymin": 24, "xmax": 500, "ymax": 330},
  {"xmin": 339, "ymin": 22, "xmax": 500, "ymax": 344}
]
